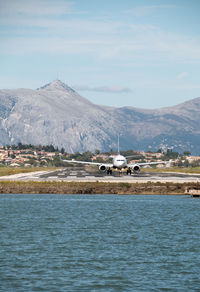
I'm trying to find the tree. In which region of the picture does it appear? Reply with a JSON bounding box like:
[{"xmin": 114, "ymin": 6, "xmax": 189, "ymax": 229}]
[
  {"xmin": 183, "ymin": 159, "xmax": 190, "ymax": 167},
  {"xmin": 157, "ymin": 149, "xmax": 162, "ymax": 153},
  {"xmin": 176, "ymin": 158, "xmax": 183, "ymax": 167},
  {"xmin": 110, "ymin": 149, "xmax": 114, "ymax": 154},
  {"xmin": 18, "ymin": 142, "xmax": 23, "ymax": 150},
  {"xmin": 164, "ymin": 149, "xmax": 179, "ymax": 159},
  {"xmin": 61, "ymin": 147, "xmax": 65, "ymax": 154},
  {"xmin": 95, "ymin": 149, "xmax": 100, "ymax": 155},
  {"xmin": 183, "ymin": 151, "xmax": 191, "ymax": 156}
]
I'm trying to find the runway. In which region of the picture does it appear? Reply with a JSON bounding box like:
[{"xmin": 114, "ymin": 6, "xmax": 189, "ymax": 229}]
[{"xmin": 1, "ymin": 168, "xmax": 200, "ymax": 183}]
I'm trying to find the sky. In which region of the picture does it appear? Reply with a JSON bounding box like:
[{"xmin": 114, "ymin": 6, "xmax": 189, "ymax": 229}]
[{"xmin": 0, "ymin": 0, "xmax": 200, "ymax": 109}]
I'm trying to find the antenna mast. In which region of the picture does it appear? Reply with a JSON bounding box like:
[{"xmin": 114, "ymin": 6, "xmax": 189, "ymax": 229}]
[{"xmin": 118, "ymin": 134, "xmax": 120, "ymax": 154}]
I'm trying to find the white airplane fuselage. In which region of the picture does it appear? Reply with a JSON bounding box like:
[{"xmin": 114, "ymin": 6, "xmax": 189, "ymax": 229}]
[{"xmin": 112, "ymin": 154, "xmax": 127, "ymax": 169}]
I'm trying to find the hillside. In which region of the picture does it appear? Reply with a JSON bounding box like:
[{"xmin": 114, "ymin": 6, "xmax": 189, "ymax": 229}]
[{"xmin": 0, "ymin": 80, "xmax": 200, "ymax": 154}]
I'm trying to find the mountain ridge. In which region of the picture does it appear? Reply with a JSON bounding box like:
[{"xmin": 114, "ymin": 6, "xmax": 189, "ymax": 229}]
[{"xmin": 0, "ymin": 80, "xmax": 200, "ymax": 154}]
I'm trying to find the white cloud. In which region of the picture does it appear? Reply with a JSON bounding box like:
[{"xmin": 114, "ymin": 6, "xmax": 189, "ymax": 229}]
[
  {"xmin": 126, "ymin": 5, "xmax": 177, "ymax": 17},
  {"xmin": 2, "ymin": 24, "xmax": 200, "ymax": 66},
  {"xmin": 73, "ymin": 85, "xmax": 132, "ymax": 93},
  {"xmin": 176, "ymin": 72, "xmax": 189, "ymax": 79},
  {"xmin": 0, "ymin": 0, "xmax": 73, "ymax": 17},
  {"xmin": 1, "ymin": 1, "xmax": 200, "ymax": 65}
]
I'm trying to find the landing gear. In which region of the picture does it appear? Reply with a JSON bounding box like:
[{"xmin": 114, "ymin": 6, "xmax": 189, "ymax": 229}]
[
  {"xmin": 107, "ymin": 168, "xmax": 112, "ymax": 175},
  {"xmin": 126, "ymin": 168, "xmax": 132, "ymax": 175}
]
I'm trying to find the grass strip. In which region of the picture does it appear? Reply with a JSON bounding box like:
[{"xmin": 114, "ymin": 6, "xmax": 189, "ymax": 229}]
[{"xmin": 0, "ymin": 167, "xmax": 59, "ymax": 177}]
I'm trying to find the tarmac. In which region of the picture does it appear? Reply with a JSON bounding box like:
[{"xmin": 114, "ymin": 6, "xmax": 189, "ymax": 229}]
[{"xmin": 0, "ymin": 168, "xmax": 200, "ymax": 183}]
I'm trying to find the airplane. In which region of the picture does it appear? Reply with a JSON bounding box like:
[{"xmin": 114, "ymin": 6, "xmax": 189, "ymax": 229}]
[
  {"xmin": 63, "ymin": 137, "xmax": 168, "ymax": 175},
  {"xmin": 63, "ymin": 153, "xmax": 167, "ymax": 175}
]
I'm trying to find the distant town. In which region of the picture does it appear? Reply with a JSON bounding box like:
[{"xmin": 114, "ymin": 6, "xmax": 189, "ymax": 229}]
[{"xmin": 0, "ymin": 143, "xmax": 199, "ymax": 168}]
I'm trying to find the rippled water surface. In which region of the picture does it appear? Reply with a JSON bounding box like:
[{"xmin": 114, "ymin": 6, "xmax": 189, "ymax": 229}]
[{"xmin": 0, "ymin": 194, "xmax": 200, "ymax": 291}]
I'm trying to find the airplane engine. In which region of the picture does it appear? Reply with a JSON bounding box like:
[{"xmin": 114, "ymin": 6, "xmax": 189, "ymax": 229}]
[
  {"xmin": 99, "ymin": 164, "xmax": 106, "ymax": 172},
  {"xmin": 133, "ymin": 164, "xmax": 140, "ymax": 173}
]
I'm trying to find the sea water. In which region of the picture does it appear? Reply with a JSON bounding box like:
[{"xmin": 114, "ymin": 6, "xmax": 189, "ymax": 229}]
[{"xmin": 0, "ymin": 194, "xmax": 200, "ymax": 291}]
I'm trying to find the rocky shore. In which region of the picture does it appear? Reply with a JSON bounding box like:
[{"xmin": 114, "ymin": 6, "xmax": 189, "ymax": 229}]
[{"xmin": 0, "ymin": 181, "xmax": 197, "ymax": 195}]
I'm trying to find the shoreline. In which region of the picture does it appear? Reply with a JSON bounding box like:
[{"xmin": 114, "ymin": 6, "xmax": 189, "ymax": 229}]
[{"xmin": 0, "ymin": 181, "xmax": 197, "ymax": 195}]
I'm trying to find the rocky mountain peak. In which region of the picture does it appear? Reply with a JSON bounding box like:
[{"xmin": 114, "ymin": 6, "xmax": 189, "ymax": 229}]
[
  {"xmin": 38, "ymin": 79, "xmax": 75, "ymax": 93},
  {"xmin": 1, "ymin": 81, "xmax": 200, "ymax": 154}
]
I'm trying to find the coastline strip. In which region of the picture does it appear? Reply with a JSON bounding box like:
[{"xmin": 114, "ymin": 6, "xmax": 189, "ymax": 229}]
[{"xmin": 0, "ymin": 181, "xmax": 197, "ymax": 195}]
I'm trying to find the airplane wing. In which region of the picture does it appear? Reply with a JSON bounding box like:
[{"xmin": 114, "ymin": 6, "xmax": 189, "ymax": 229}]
[
  {"xmin": 62, "ymin": 160, "xmax": 113, "ymax": 168},
  {"xmin": 127, "ymin": 161, "xmax": 167, "ymax": 167}
]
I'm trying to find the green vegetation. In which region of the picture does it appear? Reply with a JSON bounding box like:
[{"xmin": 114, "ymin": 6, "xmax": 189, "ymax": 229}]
[
  {"xmin": 69, "ymin": 151, "xmax": 93, "ymax": 161},
  {"xmin": 4, "ymin": 143, "xmax": 61, "ymax": 152},
  {"xmin": 0, "ymin": 181, "xmax": 196, "ymax": 195},
  {"xmin": 161, "ymin": 149, "xmax": 179, "ymax": 159},
  {"xmin": 142, "ymin": 167, "xmax": 200, "ymax": 174},
  {"xmin": 0, "ymin": 167, "xmax": 58, "ymax": 177},
  {"xmin": 1, "ymin": 143, "xmax": 200, "ymax": 169}
]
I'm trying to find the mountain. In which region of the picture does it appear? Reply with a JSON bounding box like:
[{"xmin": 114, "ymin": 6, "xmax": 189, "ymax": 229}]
[{"xmin": 0, "ymin": 80, "xmax": 200, "ymax": 154}]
